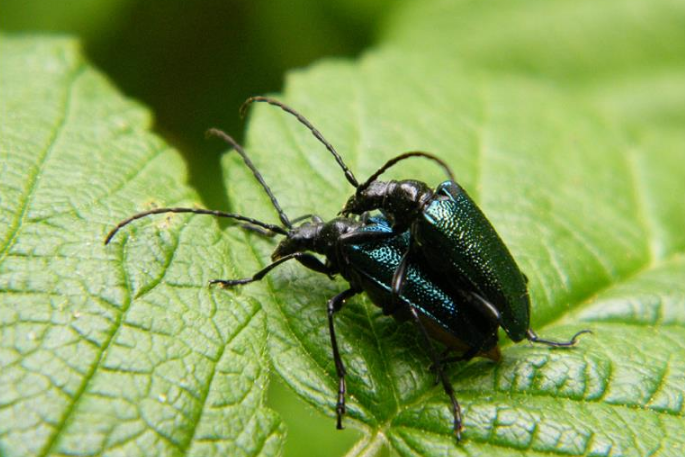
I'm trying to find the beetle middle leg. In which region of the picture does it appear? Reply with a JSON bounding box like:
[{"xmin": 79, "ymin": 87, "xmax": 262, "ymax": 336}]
[
  {"xmin": 339, "ymin": 228, "xmax": 396, "ymax": 246},
  {"xmin": 407, "ymin": 305, "xmax": 463, "ymax": 441},
  {"xmin": 387, "ymin": 237, "xmax": 415, "ymax": 314},
  {"xmin": 327, "ymin": 288, "xmax": 359, "ymax": 429}
]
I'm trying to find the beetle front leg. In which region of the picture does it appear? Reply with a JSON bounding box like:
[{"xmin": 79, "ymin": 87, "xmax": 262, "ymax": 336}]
[
  {"xmin": 327, "ymin": 288, "xmax": 359, "ymax": 429},
  {"xmin": 388, "ymin": 237, "xmax": 413, "ymax": 314},
  {"xmin": 339, "ymin": 228, "xmax": 396, "ymax": 245},
  {"xmin": 210, "ymin": 253, "xmax": 327, "ymax": 287},
  {"xmin": 407, "ymin": 306, "xmax": 463, "ymax": 441}
]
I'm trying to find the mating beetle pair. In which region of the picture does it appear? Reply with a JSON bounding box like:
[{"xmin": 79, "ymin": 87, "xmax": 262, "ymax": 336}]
[{"xmin": 106, "ymin": 97, "xmax": 589, "ymax": 441}]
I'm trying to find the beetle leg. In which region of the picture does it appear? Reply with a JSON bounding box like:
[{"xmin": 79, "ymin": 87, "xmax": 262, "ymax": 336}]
[
  {"xmin": 339, "ymin": 228, "xmax": 395, "ymax": 245},
  {"xmin": 327, "ymin": 288, "xmax": 359, "ymax": 429},
  {"xmin": 295, "ymin": 254, "xmax": 335, "ymax": 278},
  {"xmin": 407, "ymin": 305, "xmax": 463, "ymax": 441},
  {"xmin": 468, "ymin": 292, "xmax": 502, "ymax": 323},
  {"xmin": 436, "ymin": 347, "xmax": 479, "ymax": 368},
  {"xmin": 526, "ymin": 328, "xmax": 592, "ymax": 347},
  {"xmin": 428, "ymin": 347, "xmax": 479, "ymax": 385},
  {"xmin": 360, "ymin": 211, "xmax": 372, "ymax": 224},
  {"xmin": 209, "ymin": 252, "xmax": 327, "ymax": 287},
  {"xmin": 388, "ymin": 240, "xmax": 413, "ymax": 314}
]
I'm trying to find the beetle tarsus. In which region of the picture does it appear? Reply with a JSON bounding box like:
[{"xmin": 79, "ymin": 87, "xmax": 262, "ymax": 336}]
[
  {"xmin": 442, "ymin": 369, "xmax": 463, "ymax": 441},
  {"xmin": 526, "ymin": 328, "xmax": 592, "ymax": 347},
  {"xmin": 336, "ymin": 376, "xmax": 346, "ymax": 430}
]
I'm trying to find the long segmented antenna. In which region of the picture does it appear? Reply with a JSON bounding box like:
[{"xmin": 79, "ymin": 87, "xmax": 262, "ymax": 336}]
[
  {"xmin": 240, "ymin": 96, "xmax": 359, "ymax": 188},
  {"xmin": 104, "ymin": 207, "xmax": 287, "ymax": 245},
  {"xmin": 357, "ymin": 151, "xmax": 456, "ymax": 194},
  {"xmin": 207, "ymin": 128, "xmax": 292, "ymax": 228}
]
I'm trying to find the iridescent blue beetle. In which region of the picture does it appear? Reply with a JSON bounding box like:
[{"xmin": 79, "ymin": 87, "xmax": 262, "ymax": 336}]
[{"xmin": 241, "ymin": 97, "xmax": 590, "ymax": 353}]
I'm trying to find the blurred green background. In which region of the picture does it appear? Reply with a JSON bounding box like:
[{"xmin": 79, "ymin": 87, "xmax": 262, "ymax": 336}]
[
  {"xmin": 5, "ymin": 1, "xmax": 683, "ymax": 455},
  {"xmin": 0, "ymin": 1, "xmax": 391, "ymax": 455},
  {"xmin": 0, "ymin": 0, "xmax": 390, "ymax": 213}
]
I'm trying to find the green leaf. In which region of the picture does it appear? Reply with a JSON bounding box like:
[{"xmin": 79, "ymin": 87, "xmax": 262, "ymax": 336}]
[
  {"xmin": 226, "ymin": 46, "xmax": 685, "ymax": 455},
  {"xmin": 4, "ymin": 1, "xmax": 685, "ymax": 455},
  {"xmin": 0, "ymin": 36, "xmax": 283, "ymax": 457}
]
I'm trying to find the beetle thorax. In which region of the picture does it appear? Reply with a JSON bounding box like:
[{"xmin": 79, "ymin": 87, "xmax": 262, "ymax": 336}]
[
  {"xmin": 383, "ymin": 180, "xmax": 433, "ymax": 227},
  {"xmin": 345, "ymin": 180, "xmax": 433, "ymax": 225}
]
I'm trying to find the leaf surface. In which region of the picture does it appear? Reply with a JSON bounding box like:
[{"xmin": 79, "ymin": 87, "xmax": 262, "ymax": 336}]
[{"xmin": 0, "ymin": 36, "xmax": 283, "ymax": 457}]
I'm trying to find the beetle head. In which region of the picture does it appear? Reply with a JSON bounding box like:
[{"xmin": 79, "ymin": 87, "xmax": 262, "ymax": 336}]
[
  {"xmin": 272, "ymin": 223, "xmax": 322, "ymax": 260},
  {"xmin": 273, "ymin": 218, "xmax": 362, "ymax": 262}
]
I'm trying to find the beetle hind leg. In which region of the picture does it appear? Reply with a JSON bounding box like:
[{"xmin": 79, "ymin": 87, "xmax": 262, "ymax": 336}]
[
  {"xmin": 407, "ymin": 306, "xmax": 463, "ymax": 441},
  {"xmin": 209, "ymin": 252, "xmax": 332, "ymax": 287},
  {"xmin": 433, "ymin": 347, "xmax": 479, "ymax": 370},
  {"xmin": 526, "ymin": 328, "xmax": 592, "ymax": 347}
]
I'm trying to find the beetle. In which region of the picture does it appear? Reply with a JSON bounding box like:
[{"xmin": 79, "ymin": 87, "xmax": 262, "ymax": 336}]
[
  {"xmin": 240, "ymin": 96, "xmax": 590, "ymax": 349},
  {"xmin": 105, "ymin": 129, "xmax": 504, "ymax": 440}
]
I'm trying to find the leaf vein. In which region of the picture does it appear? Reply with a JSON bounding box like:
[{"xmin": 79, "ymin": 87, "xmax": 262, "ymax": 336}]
[{"xmin": 0, "ymin": 63, "xmax": 85, "ymax": 265}]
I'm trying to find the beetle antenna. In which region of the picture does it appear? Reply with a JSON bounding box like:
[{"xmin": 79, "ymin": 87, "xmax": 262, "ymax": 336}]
[
  {"xmin": 240, "ymin": 96, "xmax": 359, "ymax": 188},
  {"xmin": 526, "ymin": 329, "xmax": 592, "ymax": 347},
  {"xmin": 207, "ymin": 128, "xmax": 292, "ymax": 229},
  {"xmin": 104, "ymin": 207, "xmax": 288, "ymax": 245},
  {"xmin": 357, "ymin": 151, "xmax": 455, "ymax": 194}
]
